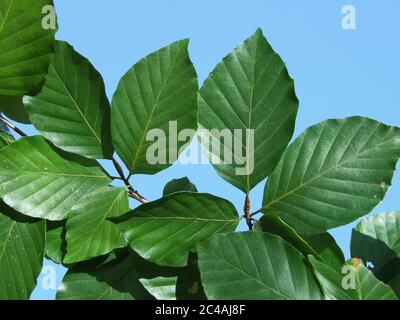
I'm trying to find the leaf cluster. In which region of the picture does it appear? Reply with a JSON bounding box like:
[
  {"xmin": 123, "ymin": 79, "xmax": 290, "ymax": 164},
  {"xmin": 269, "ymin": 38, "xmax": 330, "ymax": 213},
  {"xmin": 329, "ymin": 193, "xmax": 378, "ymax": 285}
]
[{"xmin": 0, "ymin": 2, "xmax": 399, "ymax": 300}]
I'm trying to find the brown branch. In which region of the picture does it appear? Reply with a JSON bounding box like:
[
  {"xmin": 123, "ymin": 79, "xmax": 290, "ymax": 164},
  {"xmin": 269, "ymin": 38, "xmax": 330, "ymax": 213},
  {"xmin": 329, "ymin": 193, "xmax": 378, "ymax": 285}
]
[
  {"xmin": 250, "ymin": 208, "xmax": 262, "ymax": 217},
  {"xmin": 244, "ymin": 193, "xmax": 253, "ymax": 230},
  {"xmin": 0, "ymin": 115, "xmax": 27, "ymax": 137},
  {"xmin": 128, "ymin": 190, "xmax": 148, "ymax": 204},
  {"xmin": 0, "ymin": 115, "xmax": 149, "ymax": 204},
  {"xmin": 111, "ymin": 157, "xmax": 148, "ymax": 204}
]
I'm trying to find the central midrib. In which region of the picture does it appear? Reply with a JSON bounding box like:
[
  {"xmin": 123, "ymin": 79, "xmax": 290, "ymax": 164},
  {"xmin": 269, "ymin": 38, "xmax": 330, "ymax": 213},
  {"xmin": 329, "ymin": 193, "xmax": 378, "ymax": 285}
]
[
  {"xmin": 1, "ymin": 169, "xmax": 108, "ymax": 179},
  {"xmin": 245, "ymin": 35, "xmax": 258, "ymax": 192},
  {"xmin": 137, "ymin": 216, "xmax": 239, "ymax": 223},
  {"xmin": 130, "ymin": 44, "xmax": 185, "ymax": 172},
  {"xmin": 0, "ymin": 220, "xmax": 16, "ymax": 264},
  {"xmin": 203, "ymin": 247, "xmax": 292, "ymax": 300},
  {"xmin": 67, "ymin": 190, "xmax": 126, "ymax": 261},
  {"xmin": 50, "ymin": 64, "xmax": 103, "ymax": 145},
  {"xmin": 264, "ymin": 135, "xmax": 397, "ymax": 210},
  {"xmin": 0, "ymin": 0, "xmax": 15, "ymax": 35}
]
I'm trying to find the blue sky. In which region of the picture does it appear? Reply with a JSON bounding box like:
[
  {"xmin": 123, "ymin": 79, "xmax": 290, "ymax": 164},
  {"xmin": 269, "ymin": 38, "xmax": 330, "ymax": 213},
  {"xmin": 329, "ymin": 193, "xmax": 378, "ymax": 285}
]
[{"xmin": 30, "ymin": 0, "xmax": 400, "ymax": 299}]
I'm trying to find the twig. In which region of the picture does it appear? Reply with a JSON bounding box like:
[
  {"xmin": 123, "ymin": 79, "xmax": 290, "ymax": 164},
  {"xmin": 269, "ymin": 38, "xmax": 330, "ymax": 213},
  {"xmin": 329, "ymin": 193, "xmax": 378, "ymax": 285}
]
[
  {"xmin": 250, "ymin": 209, "xmax": 262, "ymax": 217},
  {"xmin": 127, "ymin": 189, "xmax": 149, "ymax": 204},
  {"xmin": 244, "ymin": 193, "xmax": 253, "ymax": 230},
  {"xmin": 0, "ymin": 115, "xmax": 27, "ymax": 137},
  {"xmin": 111, "ymin": 157, "xmax": 148, "ymax": 204},
  {"xmin": 0, "ymin": 115, "xmax": 149, "ymax": 204}
]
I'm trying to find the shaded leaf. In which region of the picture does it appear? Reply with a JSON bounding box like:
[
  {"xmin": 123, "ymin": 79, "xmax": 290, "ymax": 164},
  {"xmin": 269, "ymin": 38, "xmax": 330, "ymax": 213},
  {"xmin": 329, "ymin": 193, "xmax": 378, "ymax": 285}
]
[
  {"xmin": 64, "ymin": 187, "xmax": 129, "ymax": 264},
  {"xmin": 114, "ymin": 192, "xmax": 240, "ymax": 267},
  {"xmin": 0, "ymin": 96, "xmax": 30, "ymax": 124},
  {"xmin": 197, "ymin": 232, "xmax": 322, "ymax": 300},
  {"xmin": 252, "ymin": 220, "xmax": 263, "ymax": 232},
  {"xmin": 57, "ymin": 249, "xmax": 205, "ymax": 300},
  {"xmin": 0, "ymin": 136, "xmax": 111, "ymax": 220},
  {"xmin": 163, "ymin": 177, "xmax": 197, "ymax": 196},
  {"xmin": 351, "ymin": 211, "xmax": 400, "ymax": 272},
  {"xmin": 0, "ymin": 203, "xmax": 45, "ymax": 299},
  {"xmin": 0, "ymin": 119, "xmax": 9, "ymax": 136},
  {"xmin": 138, "ymin": 252, "xmax": 206, "ymax": 300},
  {"xmin": 24, "ymin": 41, "xmax": 113, "ymax": 159},
  {"xmin": 0, "ymin": 130, "xmax": 14, "ymax": 149},
  {"xmin": 139, "ymin": 277, "xmax": 177, "ymax": 300},
  {"xmin": 57, "ymin": 250, "xmax": 153, "ymax": 300},
  {"xmin": 111, "ymin": 39, "xmax": 198, "ymax": 174},
  {"xmin": 45, "ymin": 220, "xmax": 66, "ymax": 265},
  {"xmin": 263, "ymin": 117, "xmax": 400, "ymax": 234},
  {"xmin": 260, "ymin": 214, "xmax": 344, "ymax": 269},
  {"xmin": 374, "ymin": 258, "xmax": 400, "ymax": 298},
  {"xmin": 198, "ymin": 29, "xmax": 298, "ymax": 193},
  {"xmin": 351, "ymin": 212, "xmax": 400, "ymax": 297},
  {"xmin": 0, "ymin": 0, "xmax": 56, "ymax": 95},
  {"xmin": 309, "ymin": 256, "xmax": 397, "ymax": 300},
  {"xmin": 303, "ymin": 233, "xmax": 345, "ymax": 270}
]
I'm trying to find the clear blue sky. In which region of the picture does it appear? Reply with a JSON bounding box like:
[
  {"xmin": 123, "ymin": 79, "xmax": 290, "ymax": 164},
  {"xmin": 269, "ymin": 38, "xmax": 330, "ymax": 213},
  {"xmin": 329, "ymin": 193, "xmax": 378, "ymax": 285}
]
[{"xmin": 30, "ymin": 0, "xmax": 400, "ymax": 299}]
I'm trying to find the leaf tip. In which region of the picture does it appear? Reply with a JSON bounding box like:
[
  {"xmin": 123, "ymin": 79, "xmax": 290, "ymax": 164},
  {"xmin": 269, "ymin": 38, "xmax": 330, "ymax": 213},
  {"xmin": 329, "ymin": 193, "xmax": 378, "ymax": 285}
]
[
  {"xmin": 254, "ymin": 27, "xmax": 264, "ymax": 36},
  {"xmin": 175, "ymin": 38, "xmax": 191, "ymax": 50}
]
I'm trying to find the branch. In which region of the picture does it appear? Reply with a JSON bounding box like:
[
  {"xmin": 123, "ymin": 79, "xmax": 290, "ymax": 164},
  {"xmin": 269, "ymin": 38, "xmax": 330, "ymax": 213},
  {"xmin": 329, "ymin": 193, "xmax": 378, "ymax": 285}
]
[
  {"xmin": 0, "ymin": 115, "xmax": 27, "ymax": 137},
  {"xmin": 111, "ymin": 157, "xmax": 148, "ymax": 204},
  {"xmin": 0, "ymin": 115, "xmax": 149, "ymax": 204},
  {"xmin": 250, "ymin": 208, "xmax": 262, "ymax": 217},
  {"xmin": 244, "ymin": 193, "xmax": 253, "ymax": 230},
  {"xmin": 128, "ymin": 189, "xmax": 149, "ymax": 204}
]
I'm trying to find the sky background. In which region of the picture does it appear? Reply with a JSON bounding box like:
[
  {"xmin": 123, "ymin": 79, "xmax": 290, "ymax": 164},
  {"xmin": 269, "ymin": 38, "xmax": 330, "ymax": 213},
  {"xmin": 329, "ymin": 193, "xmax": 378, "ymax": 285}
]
[{"xmin": 27, "ymin": 0, "xmax": 400, "ymax": 299}]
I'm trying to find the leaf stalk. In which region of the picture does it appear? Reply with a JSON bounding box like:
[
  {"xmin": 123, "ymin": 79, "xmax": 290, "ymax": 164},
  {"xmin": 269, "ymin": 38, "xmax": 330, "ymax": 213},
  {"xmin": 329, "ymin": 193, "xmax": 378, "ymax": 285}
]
[
  {"xmin": 111, "ymin": 157, "xmax": 148, "ymax": 204},
  {"xmin": 0, "ymin": 115, "xmax": 27, "ymax": 137},
  {"xmin": 244, "ymin": 193, "xmax": 253, "ymax": 230}
]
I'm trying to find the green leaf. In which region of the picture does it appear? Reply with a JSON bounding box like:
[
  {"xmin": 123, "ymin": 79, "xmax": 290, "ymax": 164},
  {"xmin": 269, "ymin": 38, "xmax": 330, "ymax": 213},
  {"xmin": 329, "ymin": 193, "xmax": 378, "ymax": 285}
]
[
  {"xmin": 57, "ymin": 250, "xmax": 153, "ymax": 300},
  {"xmin": 0, "ymin": 136, "xmax": 111, "ymax": 220},
  {"xmin": 139, "ymin": 277, "xmax": 177, "ymax": 300},
  {"xmin": 252, "ymin": 220, "xmax": 263, "ymax": 232},
  {"xmin": 0, "ymin": 96, "xmax": 30, "ymax": 124},
  {"xmin": 111, "ymin": 39, "xmax": 198, "ymax": 175},
  {"xmin": 197, "ymin": 232, "xmax": 322, "ymax": 300},
  {"xmin": 0, "ymin": 203, "xmax": 45, "ymax": 300},
  {"xmin": 351, "ymin": 211, "xmax": 400, "ymax": 272},
  {"xmin": 64, "ymin": 187, "xmax": 129, "ymax": 264},
  {"xmin": 114, "ymin": 192, "xmax": 240, "ymax": 267},
  {"xmin": 24, "ymin": 41, "xmax": 113, "ymax": 159},
  {"xmin": 262, "ymin": 117, "xmax": 400, "ymax": 234},
  {"xmin": 163, "ymin": 177, "xmax": 197, "ymax": 196},
  {"xmin": 260, "ymin": 214, "xmax": 344, "ymax": 269},
  {"xmin": 45, "ymin": 220, "xmax": 66, "ymax": 265},
  {"xmin": 138, "ymin": 252, "xmax": 205, "ymax": 300},
  {"xmin": 303, "ymin": 233, "xmax": 345, "ymax": 270},
  {"xmin": 309, "ymin": 256, "xmax": 398, "ymax": 300},
  {"xmin": 57, "ymin": 249, "xmax": 205, "ymax": 300},
  {"xmin": 198, "ymin": 29, "xmax": 298, "ymax": 193},
  {"xmin": 374, "ymin": 258, "xmax": 400, "ymax": 298},
  {"xmin": 389, "ymin": 276, "xmax": 400, "ymax": 297},
  {"xmin": 0, "ymin": 130, "xmax": 14, "ymax": 149},
  {"xmin": 0, "ymin": 0, "xmax": 56, "ymax": 96},
  {"xmin": 351, "ymin": 212, "xmax": 400, "ymax": 298},
  {"xmin": 0, "ymin": 120, "xmax": 10, "ymax": 136}
]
